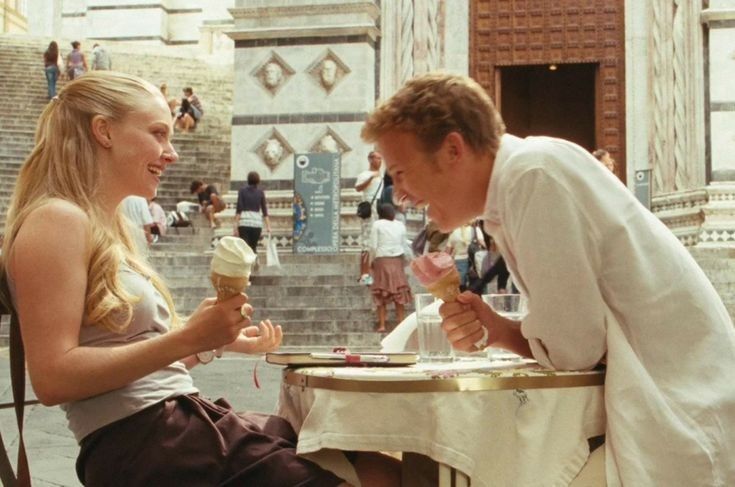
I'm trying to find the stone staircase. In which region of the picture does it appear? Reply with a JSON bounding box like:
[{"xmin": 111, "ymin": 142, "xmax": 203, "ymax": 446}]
[{"xmin": 0, "ymin": 34, "xmax": 233, "ymax": 231}]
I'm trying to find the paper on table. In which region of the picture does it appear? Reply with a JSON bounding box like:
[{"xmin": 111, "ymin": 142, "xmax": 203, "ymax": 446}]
[{"xmin": 380, "ymin": 300, "xmax": 441, "ymax": 352}]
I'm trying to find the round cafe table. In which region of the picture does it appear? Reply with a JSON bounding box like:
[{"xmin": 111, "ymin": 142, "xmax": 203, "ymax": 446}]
[{"xmin": 277, "ymin": 357, "xmax": 606, "ymax": 487}]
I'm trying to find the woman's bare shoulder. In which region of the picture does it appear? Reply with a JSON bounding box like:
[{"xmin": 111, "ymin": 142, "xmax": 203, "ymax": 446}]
[
  {"xmin": 28, "ymin": 198, "xmax": 90, "ymax": 226},
  {"xmin": 8, "ymin": 200, "xmax": 92, "ymax": 279},
  {"xmin": 15, "ymin": 199, "xmax": 91, "ymax": 250}
]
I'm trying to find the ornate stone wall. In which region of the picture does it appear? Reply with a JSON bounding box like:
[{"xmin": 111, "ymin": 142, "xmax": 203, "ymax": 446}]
[
  {"xmin": 228, "ymin": 1, "xmax": 379, "ymax": 186},
  {"xmin": 380, "ymin": 0, "xmax": 468, "ymax": 98},
  {"xmin": 648, "ymin": 3, "xmax": 735, "ymax": 249},
  {"xmin": 649, "ymin": 0, "xmax": 706, "ymax": 194}
]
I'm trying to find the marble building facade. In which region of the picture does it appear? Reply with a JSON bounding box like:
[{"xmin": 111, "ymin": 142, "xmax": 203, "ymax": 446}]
[{"xmin": 626, "ymin": 0, "xmax": 735, "ymax": 248}]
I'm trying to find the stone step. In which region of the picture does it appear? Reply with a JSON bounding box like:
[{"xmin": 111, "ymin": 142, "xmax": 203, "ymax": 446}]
[
  {"xmin": 251, "ymin": 274, "xmax": 364, "ymax": 286},
  {"xmin": 276, "ymin": 319, "xmax": 384, "ymax": 333},
  {"xmin": 166, "ymin": 279, "xmax": 371, "ymax": 297},
  {"xmin": 252, "ymin": 294, "xmax": 373, "ymax": 309},
  {"xmin": 252, "ymin": 307, "xmax": 375, "ymax": 321},
  {"xmin": 150, "ymin": 253, "xmax": 360, "ymax": 270}
]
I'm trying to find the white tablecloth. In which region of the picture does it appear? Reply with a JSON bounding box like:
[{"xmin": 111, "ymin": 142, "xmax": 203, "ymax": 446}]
[{"xmin": 277, "ymin": 359, "xmax": 606, "ymax": 487}]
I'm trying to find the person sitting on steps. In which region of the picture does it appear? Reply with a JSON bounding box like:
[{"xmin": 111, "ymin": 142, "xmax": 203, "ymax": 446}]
[
  {"xmin": 190, "ymin": 180, "xmax": 225, "ymax": 229},
  {"xmin": 175, "ymin": 87, "xmax": 203, "ymax": 133}
]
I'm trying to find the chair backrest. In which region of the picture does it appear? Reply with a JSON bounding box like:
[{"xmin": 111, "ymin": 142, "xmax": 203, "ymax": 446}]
[{"xmin": 0, "ymin": 273, "xmax": 33, "ymax": 486}]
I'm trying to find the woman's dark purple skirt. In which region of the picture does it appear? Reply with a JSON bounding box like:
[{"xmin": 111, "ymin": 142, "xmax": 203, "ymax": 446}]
[{"xmin": 76, "ymin": 394, "xmax": 344, "ymax": 486}]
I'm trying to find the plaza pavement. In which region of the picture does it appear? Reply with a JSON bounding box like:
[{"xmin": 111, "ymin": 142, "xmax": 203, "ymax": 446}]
[{"xmin": 0, "ymin": 350, "xmax": 286, "ymax": 486}]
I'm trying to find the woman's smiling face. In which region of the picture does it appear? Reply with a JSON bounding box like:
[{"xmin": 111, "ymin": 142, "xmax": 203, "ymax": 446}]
[{"xmin": 100, "ymin": 92, "xmax": 178, "ymax": 204}]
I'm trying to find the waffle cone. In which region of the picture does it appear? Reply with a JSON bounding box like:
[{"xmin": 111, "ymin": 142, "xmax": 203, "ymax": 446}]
[
  {"xmin": 211, "ymin": 273, "xmax": 250, "ymax": 302},
  {"xmin": 426, "ymin": 269, "xmax": 461, "ymax": 302}
]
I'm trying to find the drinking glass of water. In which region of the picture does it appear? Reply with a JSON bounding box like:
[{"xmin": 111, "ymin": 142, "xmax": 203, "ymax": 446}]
[{"xmin": 415, "ymin": 293, "xmax": 453, "ymax": 362}]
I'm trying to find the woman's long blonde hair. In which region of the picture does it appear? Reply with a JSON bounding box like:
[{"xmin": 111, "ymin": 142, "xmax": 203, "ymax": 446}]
[{"xmin": 1, "ymin": 71, "xmax": 178, "ymax": 332}]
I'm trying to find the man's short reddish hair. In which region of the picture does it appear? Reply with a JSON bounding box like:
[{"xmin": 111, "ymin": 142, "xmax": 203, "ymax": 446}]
[{"xmin": 361, "ymin": 73, "xmax": 505, "ymax": 157}]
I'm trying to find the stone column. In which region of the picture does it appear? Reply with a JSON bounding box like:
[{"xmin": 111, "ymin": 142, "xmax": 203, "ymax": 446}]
[
  {"xmin": 697, "ymin": 1, "xmax": 735, "ymax": 246},
  {"xmin": 648, "ymin": 0, "xmax": 706, "ymax": 195},
  {"xmin": 624, "ymin": 0, "xmax": 651, "ymax": 186},
  {"xmin": 380, "ymin": 0, "xmax": 468, "ymax": 100},
  {"xmin": 412, "ymin": 0, "xmax": 440, "ymax": 75}
]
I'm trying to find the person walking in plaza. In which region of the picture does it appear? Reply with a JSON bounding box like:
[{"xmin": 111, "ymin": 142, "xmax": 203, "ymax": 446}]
[
  {"xmin": 355, "ymin": 151, "xmax": 384, "ymax": 285},
  {"xmin": 368, "ymin": 203, "xmax": 412, "ymax": 332},
  {"xmin": 65, "ymin": 40, "xmax": 87, "ymax": 80},
  {"xmin": 190, "ymin": 179, "xmax": 225, "ymax": 228},
  {"xmin": 361, "ymin": 72, "xmax": 735, "ymax": 485},
  {"xmin": 43, "ymin": 40, "xmax": 61, "ymax": 99},
  {"xmin": 0, "ymin": 71, "xmax": 399, "ymax": 487},
  {"xmin": 91, "ymin": 42, "xmax": 112, "ymax": 71},
  {"xmin": 235, "ymin": 171, "xmax": 271, "ymax": 253}
]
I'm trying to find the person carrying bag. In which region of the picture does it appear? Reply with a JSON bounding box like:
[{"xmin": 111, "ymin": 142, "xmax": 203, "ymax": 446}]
[
  {"xmin": 356, "ymin": 179, "xmax": 383, "ymax": 219},
  {"xmin": 265, "ymin": 232, "xmax": 281, "ymax": 269}
]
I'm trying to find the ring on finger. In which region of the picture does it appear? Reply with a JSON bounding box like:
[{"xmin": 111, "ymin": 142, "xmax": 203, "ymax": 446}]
[{"xmin": 474, "ymin": 326, "xmax": 489, "ymax": 350}]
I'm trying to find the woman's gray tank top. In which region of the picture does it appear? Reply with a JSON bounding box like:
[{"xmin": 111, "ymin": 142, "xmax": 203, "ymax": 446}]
[{"xmin": 60, "ymin": 265, "xmax": 197, "ymax": 443}]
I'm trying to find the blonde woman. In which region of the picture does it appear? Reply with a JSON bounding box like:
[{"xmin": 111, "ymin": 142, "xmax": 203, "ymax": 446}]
[{"xmin": 0, "ymin": 72, "xmax": 398, "ymax": 486}]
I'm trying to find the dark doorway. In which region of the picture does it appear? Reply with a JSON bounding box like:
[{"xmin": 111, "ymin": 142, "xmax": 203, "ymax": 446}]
[{"xmin": 498, "ymin": 63, "xmax": 597, "ymax": 151}]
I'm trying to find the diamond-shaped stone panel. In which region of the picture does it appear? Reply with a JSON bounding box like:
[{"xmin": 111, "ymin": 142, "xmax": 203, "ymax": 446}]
[
  {"xmin": 309, "ymin": 127, "xmax": 351, "ymax": 154},
  {"xmin": 307, "ymin": 49, "xmax": 351, "ymax": 94},
  {"xmin": 253, "ymin": 52, "xmax": 295, "ymax": 96},
  {"xmin": 254, "ymin": 128, "xmax": 294, "ymax": 170}
]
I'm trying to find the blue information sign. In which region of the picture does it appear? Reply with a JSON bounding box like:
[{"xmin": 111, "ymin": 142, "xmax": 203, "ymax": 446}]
[{"xmin": 293, "ymin": 152, "xmax": 341, "ymax": 254}]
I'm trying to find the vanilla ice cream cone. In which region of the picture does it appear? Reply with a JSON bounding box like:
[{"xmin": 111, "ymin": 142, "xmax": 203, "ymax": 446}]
[
  {"xmin": 211, "ymin": 273, "xmax": 249, "ymax": 302},
  {"xmin": 210, "ymin": 236, "xmax": 257, "ymax": 302},
  {"xmin": 426, "ymin": 268, "xmax": 461, "ymax": 302}
]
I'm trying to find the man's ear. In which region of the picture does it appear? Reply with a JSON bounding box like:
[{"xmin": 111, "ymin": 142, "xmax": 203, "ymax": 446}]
[
  {"xmin": 91, "ymin": 115, "xmax": 113, "ymax": 149},
  {"xmin": 439, "ymin": 131, "xmax": 465, "ymax": 165}
]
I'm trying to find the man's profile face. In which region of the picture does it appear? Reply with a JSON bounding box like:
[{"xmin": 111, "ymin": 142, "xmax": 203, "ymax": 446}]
[{"xmin": 376, "ymin": 131, "xmax": 469, "ymax": 232}]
